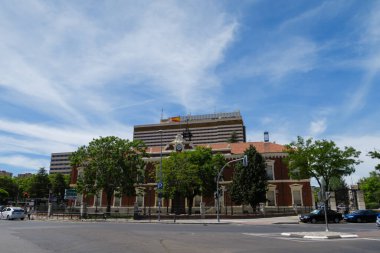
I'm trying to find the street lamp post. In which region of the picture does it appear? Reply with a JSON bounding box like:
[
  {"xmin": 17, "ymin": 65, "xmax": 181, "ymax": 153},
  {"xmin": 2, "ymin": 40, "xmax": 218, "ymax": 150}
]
[{"xmin": 216, "ymin": 155, "xmax": 248, "ymax": 222}]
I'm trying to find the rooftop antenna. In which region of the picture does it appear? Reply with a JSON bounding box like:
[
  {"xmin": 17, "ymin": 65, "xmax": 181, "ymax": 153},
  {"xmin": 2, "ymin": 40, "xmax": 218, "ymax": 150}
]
[{"xmin": 161, "ymin": 108, "xmax": 164, "ymax": 121}]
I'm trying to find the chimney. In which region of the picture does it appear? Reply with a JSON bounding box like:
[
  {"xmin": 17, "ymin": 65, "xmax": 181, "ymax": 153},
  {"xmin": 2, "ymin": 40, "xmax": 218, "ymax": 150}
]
[{"xmin": 264, "ymin": 131, "xmax": 269, "ymax": 142}]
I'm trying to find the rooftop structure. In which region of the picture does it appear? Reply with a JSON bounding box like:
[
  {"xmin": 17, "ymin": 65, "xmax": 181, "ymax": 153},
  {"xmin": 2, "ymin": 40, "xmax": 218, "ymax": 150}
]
[{"xmin": 133, "ymin": 111, "xmax": 246, "ymax": 147}]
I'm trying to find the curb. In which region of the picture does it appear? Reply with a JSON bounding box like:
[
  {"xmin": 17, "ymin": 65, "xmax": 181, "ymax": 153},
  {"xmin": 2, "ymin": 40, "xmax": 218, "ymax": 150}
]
[
  {"xmin": 272, "ymin": 222, "xmax": 300, "ymax": 225},
  {"xmin": 281, "ymin": 232, "xmax": 358, "ymax": 239}
]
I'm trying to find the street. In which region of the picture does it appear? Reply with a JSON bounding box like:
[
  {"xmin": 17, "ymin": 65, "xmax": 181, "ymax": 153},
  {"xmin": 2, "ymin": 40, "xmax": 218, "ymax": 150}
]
[{"xmin": 0, "ymin": 219, "xmax": 379, "ymax": 253}]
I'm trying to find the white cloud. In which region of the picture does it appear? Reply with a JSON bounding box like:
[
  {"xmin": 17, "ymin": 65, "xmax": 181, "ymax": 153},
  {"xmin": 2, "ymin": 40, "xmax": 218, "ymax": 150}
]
[
  {"xmin": 334, "ymin": 134, "xmax": 380, "ymax": 183},
  {"xmin": 229, "ymin": 37, "xmax": 318, "ymax": 81},
  {"xmin": 309, "ymin": 119, "xmax": 327, "ymax": 136},
  {"xmin": 0, "ymin": 1, "xmax": 237, "ymax": 119},
  {"xmin": 0, "ymin": 1, "xmax": 238, "ymax": 172},
  {"xmin": 0, "ymin": 155, "xmax": 48, "ymax": 172},
  {"xmin": 345, "ymin": 2, "xmax": 380, "ymax": 115},
  {"xmin": 0, "ymin": 118, "xmax": 134, "ymax": 158}
]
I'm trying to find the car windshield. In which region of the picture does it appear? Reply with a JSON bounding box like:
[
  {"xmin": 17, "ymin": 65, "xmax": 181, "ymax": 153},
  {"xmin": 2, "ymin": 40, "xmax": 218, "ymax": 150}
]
[{"xmin": 311, "ymin": 210, "xmax": 321, "ymax": 214}]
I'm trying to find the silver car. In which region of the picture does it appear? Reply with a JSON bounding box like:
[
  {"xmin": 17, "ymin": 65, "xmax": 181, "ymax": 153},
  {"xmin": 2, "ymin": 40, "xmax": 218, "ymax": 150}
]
[
  {"xmin": 0, "ymin": 207, "xmax": 26, "ymax": 220},
  {"xmin": 377, "ymin": 214, "xmax": 380, "ymax": 227}
]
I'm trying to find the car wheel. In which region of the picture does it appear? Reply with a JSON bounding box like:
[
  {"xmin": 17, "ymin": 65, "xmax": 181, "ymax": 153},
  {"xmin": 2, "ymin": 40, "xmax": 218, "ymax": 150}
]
[
  {"xmin": 334, "ymin": 218, "xmax": 340, "ymax": 223},
  {"xmin": 21, "ymin": 218, "xmax": 24, "ymax": 220},
  {"xmin": 357, "ymin": 218, "xmax": 362, "ymax": 223},
  {"xmin": 311, "ymin": 218, "xmax": 317, "ymax": 224}
]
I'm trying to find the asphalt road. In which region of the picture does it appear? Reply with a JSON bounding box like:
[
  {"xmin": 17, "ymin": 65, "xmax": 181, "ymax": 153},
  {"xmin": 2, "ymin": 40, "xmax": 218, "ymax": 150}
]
[{"xmin": 0, "ymin": 220, "xmax": 379, "ymax": 253}]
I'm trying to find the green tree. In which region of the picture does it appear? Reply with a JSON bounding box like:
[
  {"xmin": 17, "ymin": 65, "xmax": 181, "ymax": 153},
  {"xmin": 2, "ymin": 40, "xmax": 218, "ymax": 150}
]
[
  {"xmin": 14, "ymin": 176, "xmax": 33, "ymax": 199},
  {"xmin": 161, "ymin": 147, "xmax": 224, "ymax": 214},
  {"xmin": 359, "ymin": 172, "xmax": 380, "ymax": 208},
  {"xmin": 70, "ymin": 136, "xmax": 147, "ymax": 213},
  {"xmin": 227, "ymin": 131, "xmax": 239, "ymax": 143},
  {"xmin": 0, "ymin": 176, "xmax": 19, "ymax": 201},
  {"xmin": 230, "ymin": 145, "xmax": 268, "ymax": 211},
  {"xmin": 0, "ymin": 188, "xmax": 9, "ymax": 204},
  {"xmin": 368, "ymin": 150, "xmax": 380, "ymax": 172},
  {"xmin": 29, "ymin": 168, "xmax": 51, "ymax": 198},
  {"xmin": 49, "ymin": 174, "xmax": 69, "ymax": 203},
  {"xmin": 285, "ymin": 136, "xmax": 361, "ymax": 206}
]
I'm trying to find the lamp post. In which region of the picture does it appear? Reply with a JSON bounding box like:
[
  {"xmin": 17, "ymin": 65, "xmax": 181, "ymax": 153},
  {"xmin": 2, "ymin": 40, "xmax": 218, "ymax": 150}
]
[
  {"xmin": 158, "ymin": 130, "xmax": 163, "ymax": 221},
  {"xmin": 216, "ymin": 155, "xmax": 248, "ymax": 222}
]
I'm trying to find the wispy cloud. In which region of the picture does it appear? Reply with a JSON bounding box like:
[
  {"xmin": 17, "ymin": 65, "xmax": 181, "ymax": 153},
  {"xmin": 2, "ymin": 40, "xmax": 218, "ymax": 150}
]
[
  {"xmin": 309, "ymin": 119, "xmax": 327, "ymax": 136},
  {"xmin": 0, "ymin": 155, "xmax": 48, "ymax": 172},
  {"xmin": 0, "ymin": 1, "xmax": 237, "ymax": 119},
  {"xmin": 345, "ymin": 2, "xmax": 380, "ymax": 115},
  {"xmin": 0, "ymin": 1, "xmax": 238, "ymax": 171},
  {"xmin": 227, "ymin": 37, "xmax": 318, "ymax": 81},
  {"xmin": 0, "ymin": 118, "xmax": 133, "ymax": 155}
]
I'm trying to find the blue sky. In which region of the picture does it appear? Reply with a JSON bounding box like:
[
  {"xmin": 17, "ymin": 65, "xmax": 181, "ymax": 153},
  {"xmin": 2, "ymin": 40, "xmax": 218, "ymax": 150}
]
[{"xmin": 0, "ymin": 0, "xmax": 379, "ymax": 184}]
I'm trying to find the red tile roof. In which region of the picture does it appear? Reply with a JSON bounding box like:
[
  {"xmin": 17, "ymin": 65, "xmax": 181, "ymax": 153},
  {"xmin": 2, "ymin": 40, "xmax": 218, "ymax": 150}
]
[{"xmin": 146, "ymin": 142, "xmax": 285, "ymax": 154}]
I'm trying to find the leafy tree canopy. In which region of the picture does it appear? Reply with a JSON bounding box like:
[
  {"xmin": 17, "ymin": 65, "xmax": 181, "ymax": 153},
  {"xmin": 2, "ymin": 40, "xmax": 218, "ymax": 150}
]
[
  {"xmin": 29, "ymin": 168, "xmax": 51, "ymax": 199},
  {"xmin": 70, "ymin": 136, "xmax": 147, "ymax": 213},
  {"xmin": 284, "ymin": 136, "xmax": 361, "ymax": 192},
  {"xmin": 359, "ymin": 171, "xmax": 380, "ymax": 207},
  {"xmin": 0, "ymin": 176, "xmax": 18, "ymax": 200},
  {"xmin": 368, "ymin": 150, "xmax": 380, "ymax": 172},
  {"xmin": 49, "ymin": 173, "xmax": 70, "ymax": 203},
  {"xmin": 230, "ymin": 145, "xmax": 268, "ymax": 211},
  {"xmin": 227, "ymin": 131, "xmax": 239, "ymax": 143},
  {"xmin": 0, "ymin": 188, "xmax": 9, "ymax": 204},
  {"xmin": 160, "ymin": 146, "xmax": 225, "ymax": 214}
]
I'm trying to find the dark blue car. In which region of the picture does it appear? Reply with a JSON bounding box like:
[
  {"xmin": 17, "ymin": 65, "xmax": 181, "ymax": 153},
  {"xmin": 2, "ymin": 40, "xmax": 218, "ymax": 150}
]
[{"xmin": 343, "ymin": 210, "xmax": 379, "ymax": 223}]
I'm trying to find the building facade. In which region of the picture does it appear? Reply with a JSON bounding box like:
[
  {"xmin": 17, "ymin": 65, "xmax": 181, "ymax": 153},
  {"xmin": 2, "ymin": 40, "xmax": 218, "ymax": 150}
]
[
  {"xmin": 0, "ymin": 170, "xmax": 12, "ymax": 177},
  {"xmin": 133, "ymin": 111, "xmax": 246, "ymax": 147},
  {"xmin": 49, "ymin": 152, "xmax": 72, "ymax": 175},
  {"xmin": 70, "ymin": 136, "xmax": 313, "ymax": 214}
]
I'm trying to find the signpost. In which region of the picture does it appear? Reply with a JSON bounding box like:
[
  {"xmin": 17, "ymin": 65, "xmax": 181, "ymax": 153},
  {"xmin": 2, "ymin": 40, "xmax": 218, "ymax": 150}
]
[{"xmin": 64, "ymin": 189, "xmax": 77, "ymax": 200}]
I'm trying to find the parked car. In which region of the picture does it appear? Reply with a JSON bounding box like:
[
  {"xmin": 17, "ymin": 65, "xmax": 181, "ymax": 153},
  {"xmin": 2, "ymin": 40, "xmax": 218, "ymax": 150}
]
[
  {"xmin": 343, "ymin": 210, "xmax": 379, "ymax": 223},
  {"xmin": 0, "ymin": 207, "xmax": 25, "ymax": 220},
  {"xmin": 299, "ymin": 209, "xmax": 343, "ymax": 223},
  {"xmin": 377, "ymin": 214, "xmax": 380, "ymax": 227}
]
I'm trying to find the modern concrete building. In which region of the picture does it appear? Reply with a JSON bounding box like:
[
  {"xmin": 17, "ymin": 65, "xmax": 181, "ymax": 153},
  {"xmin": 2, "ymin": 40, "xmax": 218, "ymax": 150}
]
[
  {"xmin": 49, "ymin": 152, "xmax": 72, "ymax": 175},
  {"xmin": 16, "ymin": 173, "xmax": 33, "ymax": 178},
  {"xmin": 0, "ymin": 170, "xmax": 12, "ymax": 177},
  {"xmin": 133, "ymin": 111, "xmax": 246, "ymax": 147}
]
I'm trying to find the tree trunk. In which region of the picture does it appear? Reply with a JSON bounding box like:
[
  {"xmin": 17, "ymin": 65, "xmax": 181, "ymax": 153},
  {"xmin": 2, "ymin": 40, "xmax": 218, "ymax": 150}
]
[
  {"xmin": 187, "ymin": 197, "xmax": 193, "ymax": 215},
  {"xmin": 106, "ymin": 190, "xmax": 113, "ymax": 214}
]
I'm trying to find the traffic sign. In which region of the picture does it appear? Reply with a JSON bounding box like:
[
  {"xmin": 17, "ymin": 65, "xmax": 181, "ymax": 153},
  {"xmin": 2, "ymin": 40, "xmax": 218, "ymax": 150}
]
[
  {"xmin": 157, "ymin": 182, "xmax": 163, "ymax": 189},
  {"xmin": 64, "ymin": 189, "xmax": 77, "ymax": 200}
]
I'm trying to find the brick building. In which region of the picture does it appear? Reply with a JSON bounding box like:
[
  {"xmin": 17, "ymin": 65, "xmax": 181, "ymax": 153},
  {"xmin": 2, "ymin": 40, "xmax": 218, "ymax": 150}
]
[{"xmin": 70, "ymin": 134, "xmax": 313, "ymax": 214}]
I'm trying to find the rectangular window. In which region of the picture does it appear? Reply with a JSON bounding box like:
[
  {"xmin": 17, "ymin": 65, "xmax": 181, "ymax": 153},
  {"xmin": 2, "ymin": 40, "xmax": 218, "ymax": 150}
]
[
  {"xmin": 293, "ymin": 190, "xmax": 302, "ymax": 205},
  {"xmin": 95, "ymin": 193, "xmax": 101, "ymax": 207},
  {"xmin": 194, "ymin": 195, "xmax": 202, "ymax": 207},
  {"xmin": 114, "ymin": 194, "xmax": 121, "ymax": 207},
  {"xmin": 266, "ymin": 164, "xmax": 274, "ymax": 180},
  {"xmin": 136, "ymin": 195, "xmax": 144, "ymax": 207}
]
